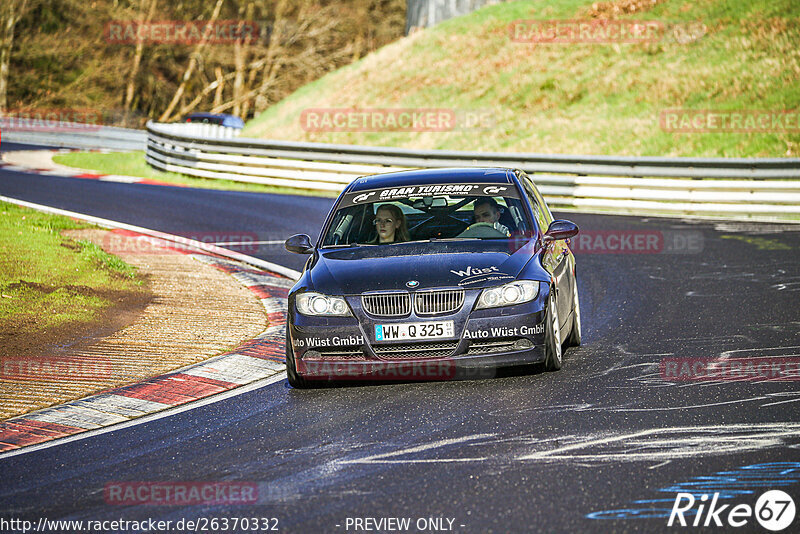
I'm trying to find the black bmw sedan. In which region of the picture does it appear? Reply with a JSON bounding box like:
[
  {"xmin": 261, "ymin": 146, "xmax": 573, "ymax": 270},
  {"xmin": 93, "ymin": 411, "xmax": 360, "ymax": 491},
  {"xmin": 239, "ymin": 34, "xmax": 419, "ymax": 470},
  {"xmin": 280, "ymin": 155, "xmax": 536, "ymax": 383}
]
[{"xmin": 283, "ymin": 167, "xmax": 580, "ymax": 387}]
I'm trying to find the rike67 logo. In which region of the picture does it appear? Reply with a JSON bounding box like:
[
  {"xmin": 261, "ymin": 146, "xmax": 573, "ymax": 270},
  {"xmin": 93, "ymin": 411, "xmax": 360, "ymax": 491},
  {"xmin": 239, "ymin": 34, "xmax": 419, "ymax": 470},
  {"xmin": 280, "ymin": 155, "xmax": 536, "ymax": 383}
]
[{"xmin": 668, "ymin": 490, "xmax": 795, "ymax": 531}]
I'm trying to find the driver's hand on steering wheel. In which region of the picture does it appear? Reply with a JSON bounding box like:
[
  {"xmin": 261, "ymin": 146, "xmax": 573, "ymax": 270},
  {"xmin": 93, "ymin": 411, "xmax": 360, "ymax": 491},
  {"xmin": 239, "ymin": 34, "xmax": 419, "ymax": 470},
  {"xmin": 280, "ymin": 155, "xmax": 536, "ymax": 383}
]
[{"xmin": 492, "ymin": 221, "xmax": 511, "ymax": 237}]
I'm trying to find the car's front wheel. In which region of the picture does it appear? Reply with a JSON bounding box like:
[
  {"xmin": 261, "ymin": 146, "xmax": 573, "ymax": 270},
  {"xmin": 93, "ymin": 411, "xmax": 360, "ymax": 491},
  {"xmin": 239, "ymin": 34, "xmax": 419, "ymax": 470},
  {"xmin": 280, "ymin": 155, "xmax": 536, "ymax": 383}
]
[
  {"xmin": 543, "ymin": 287, "xmax": 563, "ymax": 371},
  {"xmin": 285, "ymin": 330, "xmax": 310, "ymax": 388}
]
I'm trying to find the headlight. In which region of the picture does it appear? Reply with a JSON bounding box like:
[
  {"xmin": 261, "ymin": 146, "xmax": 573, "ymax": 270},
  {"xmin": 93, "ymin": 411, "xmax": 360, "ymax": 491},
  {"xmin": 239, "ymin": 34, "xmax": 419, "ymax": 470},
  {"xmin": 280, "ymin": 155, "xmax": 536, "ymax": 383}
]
[
  {"xmin": 296, "ymin": 292, "xmax": 351, "ymax": 316},
  {"xmin": 476, "ymin": 281, "xmax": 539, "ymax": 309}
]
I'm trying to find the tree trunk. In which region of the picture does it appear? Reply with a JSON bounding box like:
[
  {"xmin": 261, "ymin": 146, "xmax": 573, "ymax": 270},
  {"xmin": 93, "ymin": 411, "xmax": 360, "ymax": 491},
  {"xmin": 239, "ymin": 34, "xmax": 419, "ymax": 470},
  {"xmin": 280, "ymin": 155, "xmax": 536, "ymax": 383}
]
[
  {"xmin": 175, "ymin": 57, "xmax": 267, "ymax": 119},
  {"xmin": 0, "ymin": 0, "xmax": 29, "ymax": 113},
  {"xmin": 213, "ymin": 67, "xmax": 224, "ymax": 108},
  {"xmin": 124, "ymin": 0, "xmax": 158, "ymax": 115},
  {"xmin": 231, "ymin": 2, "xmax": 254, "ymax": 118},
  {"xmin": 210, "ymin": 85, "xmax": 263, "ymax": 114},
  {"xmin": 158, "ymin": 0, "xmax": 224, "ymax": 122},
  {"xmin": 240, "ymin": 60, "xmax": 260, "ymax": 120},
  {"xmin": 253, "ymin": 0, "xmax": 288, "ymax": 114}
]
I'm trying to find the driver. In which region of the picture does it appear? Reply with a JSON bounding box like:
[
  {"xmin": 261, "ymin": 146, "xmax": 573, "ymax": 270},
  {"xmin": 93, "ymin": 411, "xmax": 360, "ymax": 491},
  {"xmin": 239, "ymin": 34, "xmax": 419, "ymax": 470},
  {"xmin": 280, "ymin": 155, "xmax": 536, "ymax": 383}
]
[
  {"xmin": 473, "ymin": 198, "xmax": 510, "ymax": 236},
  {"xmin": 372, "ymin": 204, "xmax": 410, "ymax": 244}
]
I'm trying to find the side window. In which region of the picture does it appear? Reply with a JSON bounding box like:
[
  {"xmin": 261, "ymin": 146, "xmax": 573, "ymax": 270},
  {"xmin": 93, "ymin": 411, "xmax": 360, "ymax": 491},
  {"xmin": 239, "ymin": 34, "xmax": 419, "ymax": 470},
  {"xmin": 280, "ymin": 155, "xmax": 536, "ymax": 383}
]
[
  {"xmin": 325, "ymin": 204, "xmax": 371, "ymax": 245},
  {"xmin": 520, "ymin": 178, "xmax": 548, "ymax": 234},
  {"xmin": 531, "ymin": 184, "xmax": 554, "ymax": 227}
]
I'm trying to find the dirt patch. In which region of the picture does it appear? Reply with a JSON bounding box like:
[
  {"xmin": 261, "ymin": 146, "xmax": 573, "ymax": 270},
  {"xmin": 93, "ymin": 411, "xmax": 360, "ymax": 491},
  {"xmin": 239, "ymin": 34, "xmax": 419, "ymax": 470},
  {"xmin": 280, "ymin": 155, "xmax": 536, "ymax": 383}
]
[
  {"xmin": 1, "ymin": 229, "xmax": 267, "ymax": 420},
  {"xmin": 584, "ymin": 0, "xmax": 666, "ymax": 18},
  {"xmin": 4, "ymin": 279, "xmax": 136, "ymax": 298},
  {"xmin": 0, "ymin": 280, "xmax": 151, "ymax": 359}
]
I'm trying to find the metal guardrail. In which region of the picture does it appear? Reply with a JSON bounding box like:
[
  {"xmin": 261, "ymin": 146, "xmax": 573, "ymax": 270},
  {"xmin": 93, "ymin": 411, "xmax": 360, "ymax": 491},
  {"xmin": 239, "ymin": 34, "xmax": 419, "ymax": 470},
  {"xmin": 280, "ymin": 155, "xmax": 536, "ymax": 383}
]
[
  {"xmin": 2, "ymin": 122, "xmax": 146, "ymax": 151},
  {"xmin": 152, "ymin": 122, "xmax": 242, "ymax": 139},
  {"xmin": 1, "ymin": 121, "xmax": 235, "ymax": 151},
  {"xmin": 146, "ymin": 121, "xmax": 800, "ymax": 216}
]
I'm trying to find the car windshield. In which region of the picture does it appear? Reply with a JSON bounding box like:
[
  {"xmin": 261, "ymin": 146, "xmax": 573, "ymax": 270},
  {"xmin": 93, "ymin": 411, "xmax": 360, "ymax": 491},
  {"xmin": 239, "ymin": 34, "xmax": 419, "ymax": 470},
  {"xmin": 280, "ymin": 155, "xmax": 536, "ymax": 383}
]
[{"xmin": 321, "ymin": 182, "xmax": 532, "ymax": 247}]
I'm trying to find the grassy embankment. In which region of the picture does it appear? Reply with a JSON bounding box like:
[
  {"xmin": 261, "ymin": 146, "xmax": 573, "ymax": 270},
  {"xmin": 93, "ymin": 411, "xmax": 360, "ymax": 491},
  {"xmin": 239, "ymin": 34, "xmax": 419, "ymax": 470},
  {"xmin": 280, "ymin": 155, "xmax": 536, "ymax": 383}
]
[
  {"xmin": 244, "ymin": 0, "xmax": 799, "ymax": 156},
  {"xmin": 54, "ymin": 0, "xmax": 799, "ymax": 193},
  {"xmin": 0, "ymin": 202, "xmax": 146, "ymax": 345}
]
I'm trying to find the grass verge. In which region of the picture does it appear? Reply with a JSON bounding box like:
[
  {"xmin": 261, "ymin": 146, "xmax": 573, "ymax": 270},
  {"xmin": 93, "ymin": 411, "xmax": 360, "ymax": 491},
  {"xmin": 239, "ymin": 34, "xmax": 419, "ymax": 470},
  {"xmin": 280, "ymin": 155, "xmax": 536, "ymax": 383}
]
[
  {"xmin": 52, "ymin": 151, "xmax": 339, "ymax": 198},
  {"xmin": 0, "ymin": 201, "xmax": 146, "ymax": 339},
  {"xmin": 243, "ymin": 0, "xmax": 800, "ymax": 158}
]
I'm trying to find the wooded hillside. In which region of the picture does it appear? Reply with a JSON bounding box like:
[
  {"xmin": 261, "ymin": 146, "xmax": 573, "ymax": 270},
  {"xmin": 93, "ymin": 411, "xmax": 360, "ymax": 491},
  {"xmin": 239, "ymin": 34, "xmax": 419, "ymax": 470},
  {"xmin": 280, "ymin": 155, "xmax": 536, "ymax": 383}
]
[{"xmin": 0, "ymin": 0, "xmax": 405, "ymax": 126}]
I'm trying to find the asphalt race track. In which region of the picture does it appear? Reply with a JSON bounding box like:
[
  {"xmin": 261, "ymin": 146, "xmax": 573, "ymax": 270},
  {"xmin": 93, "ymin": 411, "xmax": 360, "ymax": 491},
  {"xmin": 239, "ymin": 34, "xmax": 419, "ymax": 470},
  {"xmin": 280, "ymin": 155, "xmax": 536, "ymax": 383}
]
[
  {"xmin": 0, "ymin": 142, "xmax": 332, "ymax": 272},
  {"xmin": 2, "ymin": 144, "xmax": 799, "ymax": 533}
]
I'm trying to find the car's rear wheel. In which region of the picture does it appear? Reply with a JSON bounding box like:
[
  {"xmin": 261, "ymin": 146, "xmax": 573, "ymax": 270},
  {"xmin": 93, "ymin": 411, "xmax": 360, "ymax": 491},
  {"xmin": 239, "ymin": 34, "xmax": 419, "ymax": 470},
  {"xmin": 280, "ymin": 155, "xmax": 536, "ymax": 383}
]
[
  {"xmin": 564, "ymin": 278, "xmax": 581, "ymax": 348},
  {"xmin": 543, "ymin": 287, "xmax": 563, "ymax": 371},
  {"xmin": 285, "ymin": 330, "xmax": 310, "ymax": 388}
]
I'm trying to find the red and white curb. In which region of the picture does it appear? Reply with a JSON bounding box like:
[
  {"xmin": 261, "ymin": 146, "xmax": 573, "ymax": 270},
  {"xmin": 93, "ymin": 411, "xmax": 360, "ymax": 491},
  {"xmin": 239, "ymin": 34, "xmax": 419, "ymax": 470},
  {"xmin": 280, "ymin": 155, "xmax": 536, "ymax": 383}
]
[
  {"xmin": 0, "ymin": 254, "xmax": 293, "ymax": 454},
  {"xmin": 0, "ymin": 148, "xmax": 180, "ymax": 186}
]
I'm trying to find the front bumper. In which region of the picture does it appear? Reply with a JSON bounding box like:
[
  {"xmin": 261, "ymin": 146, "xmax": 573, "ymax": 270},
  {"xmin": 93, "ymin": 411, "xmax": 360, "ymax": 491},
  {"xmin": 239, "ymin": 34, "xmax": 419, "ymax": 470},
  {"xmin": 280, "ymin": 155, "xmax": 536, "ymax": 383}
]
[{"xmin": 289, "ymin": 300, "xmax": 548, "ymax": 382}]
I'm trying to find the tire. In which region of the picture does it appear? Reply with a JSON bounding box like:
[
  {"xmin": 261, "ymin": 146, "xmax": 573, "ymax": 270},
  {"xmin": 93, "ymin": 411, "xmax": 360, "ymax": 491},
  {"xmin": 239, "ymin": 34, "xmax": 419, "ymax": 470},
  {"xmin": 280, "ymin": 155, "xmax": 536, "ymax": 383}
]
[
  {"xmin": 564, "ymin": 278, "xmax": 582, "ymax": 348},
  {"xmin": 285, "ymin": 330, "xmax": 310, "ymax": 388},
  {"xmin": 543, "ymin": 287, "xmax": 563, "ymax": 371}
]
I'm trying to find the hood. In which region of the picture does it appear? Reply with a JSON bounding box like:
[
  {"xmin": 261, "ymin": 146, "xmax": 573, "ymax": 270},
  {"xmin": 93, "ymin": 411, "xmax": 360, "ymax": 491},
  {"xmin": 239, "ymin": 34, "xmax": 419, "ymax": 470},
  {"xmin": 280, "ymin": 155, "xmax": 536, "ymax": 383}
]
[{"xmin": 309, "ymin": 240, "xmax": 537, "ymax": 295}]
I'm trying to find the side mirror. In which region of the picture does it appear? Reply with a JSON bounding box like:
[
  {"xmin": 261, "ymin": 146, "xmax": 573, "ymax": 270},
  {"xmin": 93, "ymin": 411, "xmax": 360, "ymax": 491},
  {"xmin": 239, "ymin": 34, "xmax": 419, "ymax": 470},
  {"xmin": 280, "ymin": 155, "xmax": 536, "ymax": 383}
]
[
  {"xmin": 543, "ymin": 220, "xmax": 579, "ymax": 242},
  {"xmin": 285, "ymin": 234, "xmax": 314, "ymax": 254}
]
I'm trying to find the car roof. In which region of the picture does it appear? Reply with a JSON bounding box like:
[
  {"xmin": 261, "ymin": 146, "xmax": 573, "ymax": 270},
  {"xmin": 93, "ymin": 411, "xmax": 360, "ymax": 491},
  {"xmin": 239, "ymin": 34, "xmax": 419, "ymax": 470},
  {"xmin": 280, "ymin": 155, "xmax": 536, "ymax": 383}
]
[
  {"xmin": 183, "ymin": 112, "xmax": 244, "ymax": 126},
  {"xmin": 347, "ymin": 167, "xmax": 515, "ymax": 193},
  {"xmin": 185, "ymin": 112, "xmax": 221, "ymax": 119}
]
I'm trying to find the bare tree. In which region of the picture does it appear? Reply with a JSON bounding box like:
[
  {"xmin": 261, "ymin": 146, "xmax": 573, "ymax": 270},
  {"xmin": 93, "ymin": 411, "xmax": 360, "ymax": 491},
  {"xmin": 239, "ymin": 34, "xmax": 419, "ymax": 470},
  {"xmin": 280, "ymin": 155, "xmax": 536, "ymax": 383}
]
[
  {"xmin": 0, "ymin": 0, "xmax": 405, "ymax": 125},
  {"xmin": 247, "ymin": 2, "xmax": 356, "ymax": 115},
  {"xmin": 232, "ymin": 2, "xmax": 255, "ymax": 117},
  {"xmin": 0, "ymin": 0, "xmax": 30, "ymax": 112},
  {"xmin": 124, "ymin": 0, "xmax": 159, "ymax": 115},
  {"xmin": 158, "ymin": 0, "xmax": 225, "ymax": 122},
  {"xmin": 213, "ymin": 66, "xmax": 225, "ymax": 108},
  {"xmin": 174, "ymin": 56, "xmax": 269, "ymax": 118},
  {"xmin": 143, "ymin": 0, "xmax": 405, "ymax": 123}
]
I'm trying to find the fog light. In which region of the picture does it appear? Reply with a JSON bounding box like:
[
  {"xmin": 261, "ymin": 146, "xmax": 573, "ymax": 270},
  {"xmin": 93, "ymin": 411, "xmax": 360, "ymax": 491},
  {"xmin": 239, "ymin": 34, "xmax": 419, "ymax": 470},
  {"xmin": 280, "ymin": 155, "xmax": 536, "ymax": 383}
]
[
  {"xmin": 513, "ymin": 339, "xmax": 533, "ymax": 350},
  {"xmin": 301, "ymin": 350, "xmax": 321, "ymax": 360}
]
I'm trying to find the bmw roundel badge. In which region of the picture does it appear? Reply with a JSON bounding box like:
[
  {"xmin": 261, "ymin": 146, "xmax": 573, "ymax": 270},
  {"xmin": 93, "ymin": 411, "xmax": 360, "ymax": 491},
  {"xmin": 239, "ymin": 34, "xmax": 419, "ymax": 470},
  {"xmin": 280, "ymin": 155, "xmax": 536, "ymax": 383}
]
[{"xmin": 406, "ymin": 280, "xmax": 419, "ymax": 288}]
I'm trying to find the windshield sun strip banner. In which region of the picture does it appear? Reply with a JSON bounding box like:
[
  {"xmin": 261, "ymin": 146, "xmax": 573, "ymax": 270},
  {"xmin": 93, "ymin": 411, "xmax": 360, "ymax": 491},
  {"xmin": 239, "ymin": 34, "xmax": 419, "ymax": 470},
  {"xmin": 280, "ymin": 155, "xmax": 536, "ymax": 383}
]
[{"xmin": 338, "ymin": 183, "xmax": 521, "ymax": 209}]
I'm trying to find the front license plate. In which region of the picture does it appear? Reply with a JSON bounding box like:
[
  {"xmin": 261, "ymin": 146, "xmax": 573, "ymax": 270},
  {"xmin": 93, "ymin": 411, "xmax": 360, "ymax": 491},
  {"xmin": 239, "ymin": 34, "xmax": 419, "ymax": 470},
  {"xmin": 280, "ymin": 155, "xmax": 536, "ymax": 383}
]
[{"xmin": 375, "ymin": 321, "xmax": 454, "ymax": 342}]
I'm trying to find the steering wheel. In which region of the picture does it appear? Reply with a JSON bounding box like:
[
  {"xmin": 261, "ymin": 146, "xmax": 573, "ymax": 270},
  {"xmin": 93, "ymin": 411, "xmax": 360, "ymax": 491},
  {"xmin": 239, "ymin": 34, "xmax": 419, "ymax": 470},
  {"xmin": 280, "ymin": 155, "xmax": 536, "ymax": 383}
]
[{"xmin": 456, "ymin": 222, "xmax": 507, "ymax": 238}]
